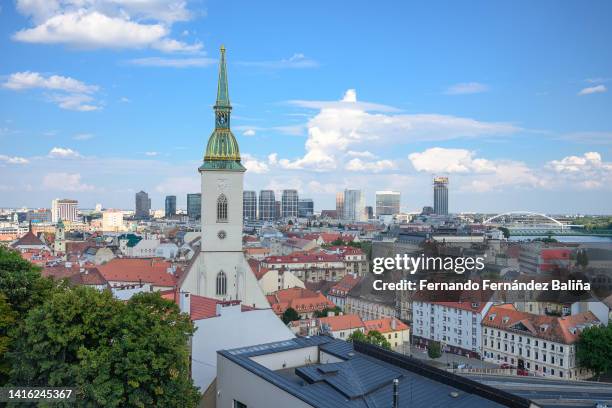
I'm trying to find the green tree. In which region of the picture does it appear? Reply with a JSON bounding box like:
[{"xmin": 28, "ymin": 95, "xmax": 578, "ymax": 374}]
[
  {"xmin": 287, "ymin": 220, "xmax": 294, "ymax": 225},
  {"xmin": 0, "ymin": 246, "xmax": 55, "ymax": 317},
  {"xmin": 10, "ymin": 287, "xmax": 200, "ymax": 407},
  {"xmin": 281, "ymin": 307, "xmax": 300, "ymax": 324},
  {"xmin": 0, "ymin": 294, "xmax": 15, "ymax": 384},
  {"xmin": 313, "ymin": 306, "xmax": 342, "ymax": 318},
  {"xmin": 427, "ymin": 341, "xmax": 442, "ymax": 359},
  {"xmin": 347, "ymin": 330, "xmax": 391, "ymax": 350},
  {"xmin": 576, "ymin": 250, "xmax": 589, "ymax": 269},
  {"xmin": 498, "ymin": 227, "xmax": 510, "ymax": 239},
  {"xmin": 366, "ymin": 330, "xmax": 391, "ymax": 350},
  {"xmin": 576, "ymin": 325, "xmax": 612, "ymax": 380}
]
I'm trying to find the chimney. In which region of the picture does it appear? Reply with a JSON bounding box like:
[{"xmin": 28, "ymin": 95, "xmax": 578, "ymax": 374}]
[
  {"xmin": 393, "ymin": 378, "xmax": 399, "ymax": 408},
  {"xmin": 391, "ymin": 318, "xmax": 397, "ymax": 330},
  {"xmin": 179, "ymin": 291, "xmax": 191, "ymax": 316}
]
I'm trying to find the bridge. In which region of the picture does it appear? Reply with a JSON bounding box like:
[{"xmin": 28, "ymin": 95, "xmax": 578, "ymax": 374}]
[{"xmin": 482, "ymin": 211, "xmax": 602, "ymax": 236}]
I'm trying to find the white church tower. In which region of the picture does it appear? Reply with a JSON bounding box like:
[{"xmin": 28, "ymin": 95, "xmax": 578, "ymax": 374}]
[{"xmin": 180, "ymin": 46, "xmax": 269, "ymax": 308}]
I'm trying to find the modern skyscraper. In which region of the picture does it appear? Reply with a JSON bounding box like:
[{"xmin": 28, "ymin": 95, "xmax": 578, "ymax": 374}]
[
  {"xmin": 180, "ymin": 46, "xmax": 268, "ymax": 308},
  {"xmin": 335, "ymin": 192, "xmax": 345, "ymax": 220},
  {"xmin": 51, "ymin": 198, "xmax": 78, "ymax": 223},
  {"xmin": 433, "ymin": 176, "xmax": 449, "ymax": 215},
  {"xmin": 365, "ymin": 206, "xmax": 374, "ymax": 220},
  {"xmin": 281, "ymin": 189, "xmax": 298, "ymax": 219},
  {"xmin": 375, "ymin": 191, "xmax": 401, "ymax": 216},
  {"xmin": 258, "ymin": 190, "xmax": 276, "ymax": 221},
  {"xmin": 135, "ymin": 191, "xmax": 151, "ymax": 219},
  {"xmin": 343, "ymin": 189, "xmax": 366, "ymax": 222},
  {"xmin": 298, "ymin": 199, "xmax": 314, "ymax": 218},
  {"xmin": 275, "ymin": 201, "xmax": 281, "ymax": 221},
  {"xmin": 165, "ymin": 195, "xmax": 177, "ymax": 218},
  {"xmin": 243, "ymin": 191, "xmax": 257, "ymax": 220},
  {"xmin": 187, "ymin": 193, "xmax": 201, "ymax": 221}
]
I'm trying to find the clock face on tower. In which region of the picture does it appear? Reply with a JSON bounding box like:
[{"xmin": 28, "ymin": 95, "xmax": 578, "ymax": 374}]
[
  {"xmin": 216, "ymin": 112, "xmax": 228, "ymax": 127},
  {"xmin": 217, "ymin": 230, "xmax": 227, "ymax": 240}
]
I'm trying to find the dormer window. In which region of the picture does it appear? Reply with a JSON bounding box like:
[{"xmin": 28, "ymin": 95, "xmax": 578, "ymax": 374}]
[
  {"xmin": 502, "ymin": 316, "xmax": 510, "ymax": 324},
  {"xmin": 489, "ymin": 313, "xmax": 496, "ymax": 321}
]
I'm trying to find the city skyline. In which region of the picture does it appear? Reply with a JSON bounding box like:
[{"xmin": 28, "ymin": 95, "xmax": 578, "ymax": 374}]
[{"xmin": 1, "ymin": 1, "xmax": 611, "ymax": 213}]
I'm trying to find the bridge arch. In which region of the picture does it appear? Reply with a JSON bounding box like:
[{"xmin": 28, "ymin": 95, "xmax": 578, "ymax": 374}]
[{"xmin": 483, "ymin": 211, "xmax": 564, "ymax": 226}]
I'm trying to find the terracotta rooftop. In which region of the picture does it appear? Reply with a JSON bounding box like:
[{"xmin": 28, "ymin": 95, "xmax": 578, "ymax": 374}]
[
  {"xmin": 263, "ymin": 251, "xmax": 343, "ymax": 264},
  {"xmin": 267, "ymin": 287, "xmax": 335, "ymax": 315},
  {"xmin": 483, "ymin": 304, "xmax": 600, "ymax": 344},
  {"xmin": 364, "ymin": 317, "xmax": 409, "ymax": 334},
  {"xmin": 329, "ymin": 274, "xmax": 362, "ymax": 297},
  {"xmin": 11, "ymin": 230, "xmax": 45, "ymax": 247},
  {"xmin": 97, "ymin": 258, "xmax": 177, "ymax": 287},
  {"xmin": 318, "ymin": 314, "xmax": 364, "ymax": 332},
  {"xmin": 160, "ymin": 291, "xmax": 254, "ymax": 321}
]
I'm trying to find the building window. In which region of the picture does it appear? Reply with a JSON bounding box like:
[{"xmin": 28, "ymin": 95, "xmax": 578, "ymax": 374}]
[
  {"xmin": 234, "ymin": 401, "xmax": 247, "ymax": 408},
  {"xmin": 217, "ymin": 194, "xmax": 228, "ymax": 222},
  {"xmin": 216, "ymin": 271, "xmax": 227, "ymax": 295}
]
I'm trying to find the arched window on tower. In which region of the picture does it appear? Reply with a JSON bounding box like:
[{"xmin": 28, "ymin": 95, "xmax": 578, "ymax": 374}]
[
  {"xmin": 216, "ymin": 271, "xmax": 227, "ymax": 296},
  {"xmin": 217, "ymin": 194, "xmax": 228, "ymax": 222}
]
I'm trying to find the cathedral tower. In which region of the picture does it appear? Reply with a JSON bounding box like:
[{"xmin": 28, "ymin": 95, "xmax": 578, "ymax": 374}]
[{"xmin": 180, "ymin": 47, "xmax": 268, "ymax": 308}]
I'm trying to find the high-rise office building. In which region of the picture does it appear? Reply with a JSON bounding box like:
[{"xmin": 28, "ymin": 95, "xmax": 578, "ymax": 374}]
[
  {"xmin": 281, "ymin": 189, "xmax": 299, "ymax": 219},
  {"xmin": 51, "ymin": 198, "xmax": 78, "ymax": 223},
  {"xmin": 375, "ymin": 191, "xmax": 401, "ymax": 216},
  {"xmin": 298, "ymin": 199, "xmax": 314, "ymax": 218},
  {"xmin": 258, "ymin": 190, "xmax": 276, "ymax": 221},
  {"xmin": 165, "ymin": 195, "xmax": 177, "ymax": 218},
  {"xmin": 275, "ymin": 201, "xmax": 281, "ymax": 221},
  {"xmin": 187, "ymin": 193, "xmax": 201, "ymax": 221},
  {"xmin": 335, "ymin": 192, "xmax": 345, "ymax": 220},
  {"xmin": 433, "ymin": 176, "xmax": 449, "ymax": 215},
  {"xmin": 243, "ymin": 191, "xmax": 257, "ymax": 220},
  {"xmin": 343, "ymin": 189, "xmax": 366, "ymax": 222},
  {"xmin": 365, "ymin": 206, "xmax": 374, "ymax": 220},
  {"xmin": 135, "ymin": 191, "xmax": 151, "ymax": 219}
]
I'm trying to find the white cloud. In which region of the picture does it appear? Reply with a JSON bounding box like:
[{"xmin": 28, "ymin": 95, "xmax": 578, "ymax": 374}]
[
  {"xmin": 50, "ymin": 93, "xmax": 100, "ymax": 111},
  {"xmin": 3, "ymin": 71, "xmax": 98, "ymax": 93},
  {"xmin": 0, "ymin": 154, "xmax": 29, "ymax": 164},
  {"xmin": 13, "ymin": 2, "xmax": 200, "ymax": 52},
  {"xmin": 242, "ymin": 153, "xmax": 269, "ymax": 174},
  {"xmin": 408, "ymin": 147, "xmax": 496, "ymax": 173},
  {"xmin": 276, "ymin": 89, "xmax": 518, "ymax": 171},
  {"xmin": 128, "ymin": 57, "xmax": 216, "ymax": 68},
  {"xmin": 73, "ymin": 133, "xmax": 94, "ymax": 140},
  {"xmin": 546, "ymin": 152, "xmax": 611, "ymax": 190},
  {"xmin": 409, "ymin": 147, "xmax": 543, "ymax": 193},
  {"xmin": 347, "ymin": 150, "xmax": 376, "ymax": 159},
  {"xmin": 238, "ymin": 53, "xmax": 319, "ymax": 69},
  {"xmin": 243, "ymin": 129, "xmax": 256, "ymax": 136},
  {"xmin": 144, "ymin": 151, "xmax": 159, "ymax": 156},
  {"xmin": 345, "ymin": 158, "xmax": 395, "ymax": 173},
  {"xmin": 42, "ymin": 172, "xmax": 93, "ymax": 191},
  {"xmin": 445, "ymin": 82, "xmax": 489, "ymax": 95},
  {"xmin": 119, "ymin": 97, "xmax": 130, "ymax": 103},
  {"xmin": 3, "ymin": 71, "xmax": 101, "ymax": 111},
  {"xmin": 578, "ymin": 85, "xmax": 607, "ymax": 95},
  {"xmin": 48, "ymin": 147, "xmax": 81, "ymax": 158}
]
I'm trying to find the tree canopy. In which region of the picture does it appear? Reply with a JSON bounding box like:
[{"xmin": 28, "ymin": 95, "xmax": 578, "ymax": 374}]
[
  {"xmin": 0, "ymin": 294, "xmax": 15, "ymax": 384},
  {"xmin": 577, "ymin": 324, "xmax": 612, "ymax": 380},
  {"xmin": 428, "ymin": 341, "xmax": 442, "ymax": 359},
  {"xmin": 10, "ymin": 286, "xmax": 200, "ymax": 407},
  {"xmin": 313, "ymin": 306, "xmax": 342, "ymax": 318},
  {"xmin": 347, "ymin": 330, "xmax": 391, "ymax": 350},
  {"xmin": 281, "ymin": 307, "xmax": 300, "ymax": 324}
]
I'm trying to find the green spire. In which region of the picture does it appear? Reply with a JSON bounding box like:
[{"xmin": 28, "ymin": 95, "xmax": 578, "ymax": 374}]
[
  {"xmin": 200, "ymin": 46, "xmax": 245, "ymax": 172},
  {"xmin": 216, "ymin": 45, "xmax": 230, "ymax": 108}
]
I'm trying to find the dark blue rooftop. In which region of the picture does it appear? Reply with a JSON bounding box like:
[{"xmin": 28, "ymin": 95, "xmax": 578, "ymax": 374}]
[{"xmin": 219, "ymin": 336, "xmax": 534, "ymax": 408}]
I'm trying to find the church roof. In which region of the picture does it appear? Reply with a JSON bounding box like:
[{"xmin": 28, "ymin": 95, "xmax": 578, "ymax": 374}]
[{"xmin": 201, "ymin": 46, "xmax": 245, "ymax": 172}]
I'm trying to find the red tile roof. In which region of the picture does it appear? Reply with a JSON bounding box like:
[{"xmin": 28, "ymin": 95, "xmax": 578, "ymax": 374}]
[
  {"xmin": 483, "ymin": 304, "xmax": 600, "ymax": 344},
  {"xmin": 97, "ymin": 258, "xmax": 177, "ymax": 287},
  {"xmin": 318, "ymin": 314, "xmax": 364, "ymax": 332},
  {"xmin": 364, "ymin": 317, "xmax": 409, "ymax": 334},
  {"xmin": 160, "ymin": 291, "xmax": 254, "ymax": 321},
  {"xmin": 264, "ymin": 251, "xmax": 343, "ymax": 265},
  {"xmin": 11, "ymin": 230, "xmax": 45, "ymax": 247},
  {"xmin": 329, "ymin": 274, "xmax": 362, "ymax": 297},
  {"xmin": 267, "ymin": 287, "xmax": 335, "ymax": 315}
]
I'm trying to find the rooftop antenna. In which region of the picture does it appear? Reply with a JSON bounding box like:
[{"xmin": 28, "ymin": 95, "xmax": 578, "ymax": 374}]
[{"xmin": 393, "ymin": 378, "xmax": 399, "ymax": 408}]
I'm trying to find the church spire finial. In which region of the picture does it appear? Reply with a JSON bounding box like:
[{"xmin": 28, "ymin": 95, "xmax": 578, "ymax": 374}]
[{"xmin": 216, "ymin": 45, "xmax": 230, "ymax": 108}]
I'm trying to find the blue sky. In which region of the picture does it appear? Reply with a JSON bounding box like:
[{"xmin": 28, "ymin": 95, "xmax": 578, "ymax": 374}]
[{"xmin": 0, "ymin": 0, "xmax": 611, "ymax": 213}]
